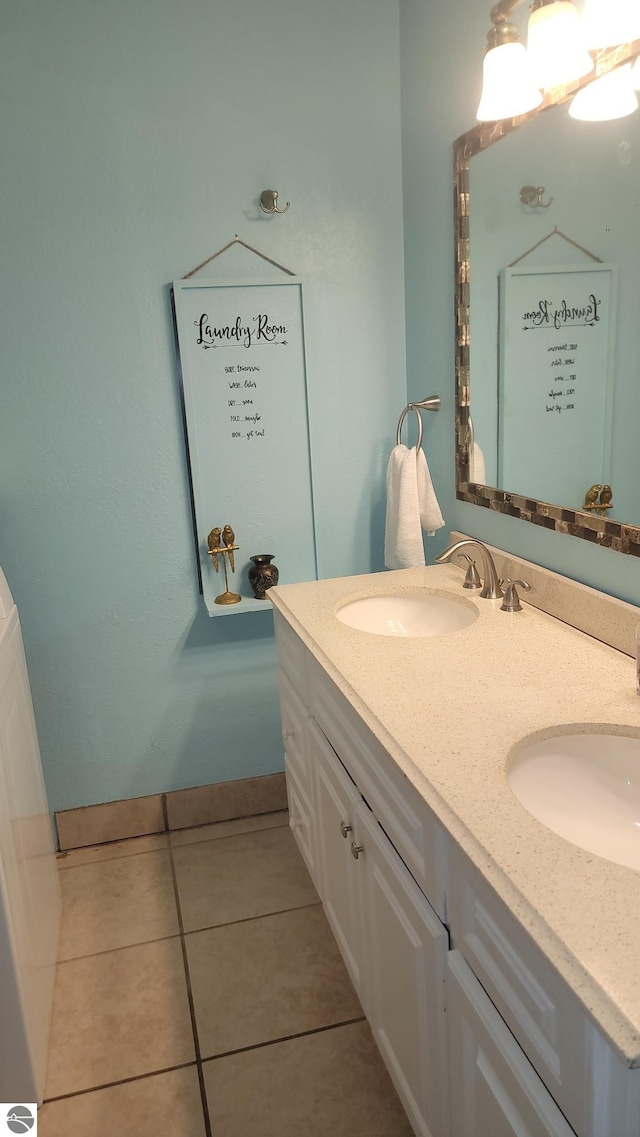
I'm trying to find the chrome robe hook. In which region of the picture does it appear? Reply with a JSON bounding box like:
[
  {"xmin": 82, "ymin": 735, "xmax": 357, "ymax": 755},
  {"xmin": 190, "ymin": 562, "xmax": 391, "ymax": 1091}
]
[
  {"xmin": 519, "ymin": 185, "xmax": 553, "ymax": 209},
  {"xmin": 259, "ymin": 189, "xmax": 290, "ymax": 214}
]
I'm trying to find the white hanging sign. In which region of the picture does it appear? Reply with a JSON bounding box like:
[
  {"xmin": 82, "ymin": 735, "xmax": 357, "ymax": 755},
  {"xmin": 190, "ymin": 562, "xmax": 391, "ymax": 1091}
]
[{"xmin": 173, "ymin": 277, "xmax": 317, "ymax": 615}]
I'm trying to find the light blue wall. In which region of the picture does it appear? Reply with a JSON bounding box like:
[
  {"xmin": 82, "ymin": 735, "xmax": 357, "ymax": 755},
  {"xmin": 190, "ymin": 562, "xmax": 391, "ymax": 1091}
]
[
  {"xmin": 5, "ymin": 0, "xmax": 637, "ymax": 816},
  {"xmin": 400, "ymin": 0, "xmax": 640, "ymax": 607},
  {"xmin": 0, "ymin": 0, "xmax": 406, "ymax": 812}
]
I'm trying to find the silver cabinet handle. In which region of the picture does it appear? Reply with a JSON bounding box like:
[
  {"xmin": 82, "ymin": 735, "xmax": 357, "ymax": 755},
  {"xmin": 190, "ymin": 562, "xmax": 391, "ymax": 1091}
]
[
  {"xmin": 351, "ymin": 841, "xmax": 364, "ymax": 859},
  {"xmin": 340, "ymin": 821, "xmax": 352, "ymax": 838}
]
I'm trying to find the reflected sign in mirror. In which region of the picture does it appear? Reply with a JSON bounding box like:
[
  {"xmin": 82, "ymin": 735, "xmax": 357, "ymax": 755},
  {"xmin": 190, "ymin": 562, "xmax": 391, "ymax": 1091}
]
[{"xmin": 454, "ymin": 42, "xmax": 640, "ymax": 556}]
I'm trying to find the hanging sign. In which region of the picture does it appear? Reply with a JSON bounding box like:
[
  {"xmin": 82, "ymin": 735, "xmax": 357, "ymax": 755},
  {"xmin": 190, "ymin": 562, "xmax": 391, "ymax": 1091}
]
[
  {"xmin": 498, "ymin": 263, "xmax": 618, "ymax": 507},
  {"xmin": 173, "ymin": 278, "xmax": 317, "ymax": 615}
]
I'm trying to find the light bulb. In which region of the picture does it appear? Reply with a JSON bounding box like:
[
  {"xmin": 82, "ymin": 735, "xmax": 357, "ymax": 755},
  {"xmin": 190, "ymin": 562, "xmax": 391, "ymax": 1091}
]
[
  {"xmin": 477, "ymin": 42, "xmax": 544, "ymax": 121},
  {"xmin": 569, "ymin": 63, "xmax": 639, "ymax": 120},
  {"xmin": 582, "ymin": 0, "xmax": 640, "ymax": 50},
  {"xmin": 527, "ymin": 2, "xmax": 594, "ymax": 90}
]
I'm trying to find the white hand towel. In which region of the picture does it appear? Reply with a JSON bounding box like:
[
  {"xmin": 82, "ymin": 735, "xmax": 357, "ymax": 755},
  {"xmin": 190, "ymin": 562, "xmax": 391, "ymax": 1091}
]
[
  {"xmin": 416, "ymin": 447, "xmax": 445, "ymax": 537},
  {"xmin": 384, "ymin": 445, "xmax": 445, "ymax": 569},
  {"xmin": 469, "ymin": 441, "xmax": 486, "ymax": 485},
  {"xmin": 385, "ymin": 445, "xmax": 424, "ymax": 569}
]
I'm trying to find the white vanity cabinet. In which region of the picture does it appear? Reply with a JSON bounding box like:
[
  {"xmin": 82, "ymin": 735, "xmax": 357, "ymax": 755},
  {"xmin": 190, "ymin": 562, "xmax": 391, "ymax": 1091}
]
[
  {"xmin": 356, "ymin": 796, "xmax": 449, "ymax": 1137},
  {"xmin": 446, "ymin": 951, "xmax": 576, "ymax": 1137},
  {"xmin": 275, "ymin": 614, "xmax": 450, "ymax": 1137},
  {"xmin": 311, "ymin": 719, "xmax": 450, "ymax": 1137},
  {"xmin": 312, "ymin": 718, "xmax": 367, "ymax": 996},
  {"xmin": 271, "ymin": 567, "xmax": 640, "ymax": 1137},
  {"xmin": 272, "ymin": 610, "xmax": 640, "ymax": 1137}
]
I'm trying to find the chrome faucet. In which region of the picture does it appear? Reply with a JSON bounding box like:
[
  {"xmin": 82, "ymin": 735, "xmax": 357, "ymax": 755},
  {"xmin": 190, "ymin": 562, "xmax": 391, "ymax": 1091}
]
[{"xmin": 435, "ymin": 539, "xmax": 504, "ymax": 600}]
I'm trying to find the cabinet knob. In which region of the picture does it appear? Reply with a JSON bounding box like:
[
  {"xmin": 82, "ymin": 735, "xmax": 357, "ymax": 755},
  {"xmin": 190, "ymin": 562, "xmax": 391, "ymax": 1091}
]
[
  {"xmin": 351, "ymin": 842, "xmax": 364, "ymax": 860},
  {"xmin": 340, "ymin": 821, "xmax": 352, "ymax": 838},
  {"xmin": 283, "ymin": 728, "xmax": 294, "ymax": 741}
]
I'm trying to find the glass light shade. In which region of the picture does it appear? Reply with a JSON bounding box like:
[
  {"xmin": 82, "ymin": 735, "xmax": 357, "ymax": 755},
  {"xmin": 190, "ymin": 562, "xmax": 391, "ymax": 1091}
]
[
  {"xmin": 527, "ymin": 2, "xmax": 594, "ymax": 90},
  {"xmin": 569, "ymin": 64, "xmax": 639, "ymax": 120},
  {"xmin": 582, "ymin": 0, "xmax": 640, "ymax": 49},
  {"xmin": 476, "ymin": 42, "xmax": 544, "ymax": 121}
]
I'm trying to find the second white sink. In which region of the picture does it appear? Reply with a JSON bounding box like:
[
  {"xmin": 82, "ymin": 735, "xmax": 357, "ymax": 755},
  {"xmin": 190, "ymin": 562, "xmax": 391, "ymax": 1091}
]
[
  {"xmin": 508, "ymin": 728, "xmax": 640, "ymax": 871},
  {"xmin": 334, "ymin": 591, "xmax": 478, "ymax": 637}
]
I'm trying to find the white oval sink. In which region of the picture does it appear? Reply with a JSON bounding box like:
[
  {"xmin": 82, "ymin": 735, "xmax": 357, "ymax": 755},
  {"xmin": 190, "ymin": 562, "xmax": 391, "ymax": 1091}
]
[
  {"xmin": 508, "ymin": 728, "xmax": 640, "ymax": 870},
  {"xmin": 334, "ymin": 591, "xmax": 478, "ymax": 637}
]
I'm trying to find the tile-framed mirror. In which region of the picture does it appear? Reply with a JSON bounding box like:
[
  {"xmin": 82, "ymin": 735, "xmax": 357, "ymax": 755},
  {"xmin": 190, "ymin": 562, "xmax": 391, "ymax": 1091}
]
[{"xmin": 454, "ymin": 40, "xmax": 640, "ymax": 556}]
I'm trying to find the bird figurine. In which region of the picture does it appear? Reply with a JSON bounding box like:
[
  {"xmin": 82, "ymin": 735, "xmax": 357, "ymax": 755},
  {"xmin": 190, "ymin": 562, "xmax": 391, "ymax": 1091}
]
[
  {"xmin": 599, "ymin": 485, "xmax": 613, "ymax": 510},
  {"xmin": 207, "ymin": 527, "xmax": 222, "ymax": 572},
  {"xmin": 222, "ymin": 524, "xmax": 236, "ymax": 573},
  {"xmin": 583, "ymin": 484, "xmax": 602, "ymax": 510}
]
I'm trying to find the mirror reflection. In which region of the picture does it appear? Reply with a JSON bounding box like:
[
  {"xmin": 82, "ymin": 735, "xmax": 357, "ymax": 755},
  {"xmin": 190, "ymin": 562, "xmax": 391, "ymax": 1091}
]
[
  {"xmin": 470, "ymin": 102, "xmax": 640, "ymax": 523},
  {"xmin": 455, "ymin": 45, "xmax": 640, "ymax": 552}
]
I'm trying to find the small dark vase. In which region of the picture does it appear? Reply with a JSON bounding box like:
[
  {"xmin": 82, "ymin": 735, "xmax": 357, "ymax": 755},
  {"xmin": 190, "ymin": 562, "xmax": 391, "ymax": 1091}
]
[{"xmin": 248, "ymin": 554, "xmax": 279, "ymax": 599}]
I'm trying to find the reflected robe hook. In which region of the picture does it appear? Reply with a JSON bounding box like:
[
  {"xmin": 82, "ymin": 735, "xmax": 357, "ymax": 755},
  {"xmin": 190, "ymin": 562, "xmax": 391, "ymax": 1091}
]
[
  {"xmin": 259, "ymin": 189, "xmax": 290, "ymax": 214},
  {"xmin": 519, "ymin": 185, "xmax": 553, "ymax": 209}
]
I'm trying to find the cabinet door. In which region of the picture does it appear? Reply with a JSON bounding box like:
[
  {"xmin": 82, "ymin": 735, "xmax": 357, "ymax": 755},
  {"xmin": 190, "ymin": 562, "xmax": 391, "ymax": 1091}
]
[
  {"xmin": 278, "ymin": 668, "xmax": 311, "ymax": 798},
  {"xmin": 356, "ymin": 800, "xmax": 449, "ymax": 1137},
  {"xmin": 312, "ymin": 720, "xmax": 366, "ymax": 1001},
  {"xmin": 284, "ymin": 754, "xmax": 318, "ymax": 888},
  {"xmin": 447, "ymin": 951, "xmax": 576, "ymax": 1137}
]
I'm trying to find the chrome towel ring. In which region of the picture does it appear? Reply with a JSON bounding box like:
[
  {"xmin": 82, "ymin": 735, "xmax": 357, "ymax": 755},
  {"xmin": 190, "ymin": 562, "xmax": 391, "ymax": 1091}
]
[{"xmin": 396, "ymin": 395, "xmax": 441, "ymax": 450}]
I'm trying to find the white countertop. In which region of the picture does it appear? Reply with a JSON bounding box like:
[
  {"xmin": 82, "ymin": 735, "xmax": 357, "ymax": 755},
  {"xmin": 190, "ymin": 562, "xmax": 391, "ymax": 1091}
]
[{"xmin": 269, "ymin": 563, "xmax": 640, "ymax": 1066}]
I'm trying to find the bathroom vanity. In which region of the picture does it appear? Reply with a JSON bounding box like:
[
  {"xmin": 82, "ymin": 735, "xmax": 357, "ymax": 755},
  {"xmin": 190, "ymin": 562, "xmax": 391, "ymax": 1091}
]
[{"xmin": 270, "ymin": 551, "xmax": 640, "ymax": 1137}]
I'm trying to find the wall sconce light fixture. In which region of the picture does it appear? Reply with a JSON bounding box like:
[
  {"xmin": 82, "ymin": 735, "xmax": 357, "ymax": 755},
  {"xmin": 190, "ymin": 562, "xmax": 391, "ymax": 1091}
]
[
  {"xmin": 476, "ymin": 0, "xmax": 639, "ymax": 123},
  {"xmin": 582, "ymin": 0, "xmax": 640, "ymax": 51},
  {"xmin": 569, "ymin": 62, "xmax": 639, "ymax": 120},
  {"xmin": 527, "ymin": 1, "xmax": 593, "ymax": 91},
  {"xmin": 476, "ymin": 2, "xmax": 543, "ymax": 121}
]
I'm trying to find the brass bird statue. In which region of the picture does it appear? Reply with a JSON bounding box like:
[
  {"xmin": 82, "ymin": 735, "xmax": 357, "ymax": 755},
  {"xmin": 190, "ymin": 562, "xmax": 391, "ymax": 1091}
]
[
  {"xmin": 583, "ymin": 484, "xmax": 602, "ymax": 510},
  {"xmin": 599, "ymin": 485, "xmax": 613, "ymax": 509},
  {"xmin": 222, "ymin": 524, "xmax": 236, "ymax": 573},
  {"xmin": 207, "ymin": 527, "xmax": 222, "ymax": 572}
]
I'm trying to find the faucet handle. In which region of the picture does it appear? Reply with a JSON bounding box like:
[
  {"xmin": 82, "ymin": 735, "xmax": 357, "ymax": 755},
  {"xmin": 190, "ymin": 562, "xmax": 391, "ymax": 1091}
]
[
  {"xmin": 500, "ymin": 578, "xmax": 531, "ymax": 613},
  {"xmin": 459, "ymin": 554, "xmax": 482, "ymax": 590}
]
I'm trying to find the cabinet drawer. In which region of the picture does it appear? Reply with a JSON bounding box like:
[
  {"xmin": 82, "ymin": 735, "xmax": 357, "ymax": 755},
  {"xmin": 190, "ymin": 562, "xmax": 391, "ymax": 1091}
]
[
  {"xmin": 447, "ymin": 950, "xmax": 576, "ymax": 1137},
  {"xmin": 307, "ymin": 654, "xmax": 447, "ymax": 920},
  {"xmin": 448, "ymin": 844, "xmax": 597, "ymax": 1137},
  {"xmin": 273, "ymin": 611, "xmax": 308, "ymax": 705}
]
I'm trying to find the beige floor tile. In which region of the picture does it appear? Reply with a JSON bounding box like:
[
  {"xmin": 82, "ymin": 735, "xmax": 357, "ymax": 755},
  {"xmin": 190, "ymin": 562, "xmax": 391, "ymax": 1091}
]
[
  {"xmin": 170, "ymin": 810, "xmax": 289, "ymax": 847},
  {"xmin": 57, "ymin": 833, "xmax": 168, "ymax": 868},
  {"xmin": 173, "ymin": 824, "xmax": 318, "ymax": 932},
  {"xmin": 57, "ymin": 849, "xmax": 179, "ymax": 960},
  {"xmin": 39, "ymin": 1066, "xmax": 205, "ymax": 1137},
  {"xmin": 187, "ymin": 905, "xmax": 362, "ymax": 1058},
  {"xmin": 45, "ymin": 938, "xmax": 195, "ymax": 1098},
  {"xmin": 203, "ymin": 1020, "xmax": 414, "ymax": 1137}
]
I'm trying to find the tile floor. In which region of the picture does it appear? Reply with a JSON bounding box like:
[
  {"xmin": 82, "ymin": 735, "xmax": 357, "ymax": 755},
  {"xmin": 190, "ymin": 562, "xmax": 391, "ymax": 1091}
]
[{"xmin": 40, "ymin": 810, "xmax": 414, "ymax": 1136}]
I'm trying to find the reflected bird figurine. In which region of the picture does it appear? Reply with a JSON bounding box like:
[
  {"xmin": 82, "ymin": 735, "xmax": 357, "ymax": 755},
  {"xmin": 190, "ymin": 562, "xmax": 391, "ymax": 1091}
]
[
  {"xmin": 222, "ymin": 524, "xmax": 236, "ymax": 572},
  {"xmin": 207, "ymin": 527, "xmax": 222, "ymax": 572},
  {"xmin": 599, "ymin": 485, "xmax": 613, "ymax": 509},
  {"xmin": 583, "ymin": 484, "xmax": 602, "ymax": 510}
]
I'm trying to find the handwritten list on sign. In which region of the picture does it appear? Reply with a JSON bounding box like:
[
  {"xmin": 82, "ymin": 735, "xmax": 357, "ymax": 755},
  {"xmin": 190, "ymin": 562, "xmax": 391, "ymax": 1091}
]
[
  {"xmin": 498, "ymin": 263, "xmax": 617, "ymax": 507},
  {"xmin": 173, "ymin": 279, "xmax": 317, "ymax": 615}
]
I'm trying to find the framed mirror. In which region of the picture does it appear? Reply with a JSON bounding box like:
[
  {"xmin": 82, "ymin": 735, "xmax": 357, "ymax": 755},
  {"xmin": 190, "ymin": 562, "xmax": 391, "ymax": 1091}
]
[{"xmin": 454, "ymin": 41, "xmax": 640, "ymax": 556}]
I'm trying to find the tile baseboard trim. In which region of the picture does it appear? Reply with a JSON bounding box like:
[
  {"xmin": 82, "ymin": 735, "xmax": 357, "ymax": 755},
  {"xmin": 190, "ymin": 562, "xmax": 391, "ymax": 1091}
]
[{"xmin": 55, "ymin": 772, "xmax": 288, "ymax": 851}]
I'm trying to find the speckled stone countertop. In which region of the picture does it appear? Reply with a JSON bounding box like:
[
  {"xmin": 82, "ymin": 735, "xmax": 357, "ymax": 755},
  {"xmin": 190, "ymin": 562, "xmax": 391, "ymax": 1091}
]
[{"xmin": 269, "ymin": 562, "xmax": 640, "ymax": 1066}]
